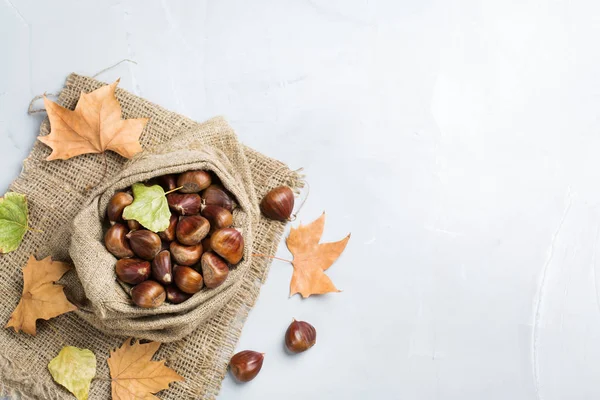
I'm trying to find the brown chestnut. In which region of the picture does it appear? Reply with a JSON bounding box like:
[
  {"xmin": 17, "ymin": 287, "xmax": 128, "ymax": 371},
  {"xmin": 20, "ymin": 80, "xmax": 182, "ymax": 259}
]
[
  {"xmin": 127, "ymin": 219, "xmax": 142, "ymax": 231},
  {"xmin": 167, "ymin": 193, "xmax": 202, "ymax": 215},
  {"xmin": 105, "ymin": 223, "xmax": 134, "ymax": 258},
  {"xmin": 177, "ymin": 170, "xmax": 212, "ymax": 193},
  {"xmin": 165, "ymin": 284, "xmax": 192, "ymax": 304},
  {"xmin": 201, "ymin": 205, "xmax": 233, "ymax": 232},
  {"xmin": 173, "ymin": 265, "xmax": 204, "ymax": 294},
  {"xmin": 201, "ymin": 236, "xmax": 213, "ymax": 253},
  {"xmin": 201, "ymin": 252, "xmax": 229, "ymax": 289},
  {"xmin": 202, "ymin": 184, "xmax": 235, "ymax": 211},
  {"xmin": 210, "ymin": 228, "xmax": 244, "ymax": 264},
  {"xmin": 126, "ymin": 230, "xmax": 162, "ymax": 260},
  {"xmin": 151, "ymin": 250, "xmax": 172, "ymax": 285},
  {"xmin": 170, "ymin": 241, "xmax": 203, "ymax": 266},
  {"xmin": 107, "ymin": 192, "xmax": 134, "ymax": 222},
  {"xmin": 229, "ymin": 351, "xmax": 264, "ymax": 382},
  {"xmin": 157, "ymin": 174, "xmax": 177, "ymax": 191},
  {"xmin": 115, "ymin": 258, "xmax": 151, "ymax": 284},
  {"xmin": 260, "ymin": 186, "xmax": 294, "ymax": 221},
  {"xmin": 176, "ymin": 215, "xmax": 210, "ymax": 245},
  {"xmin": 131, "ymin": 280, "xmax": 166, "ymax": 308},
  {"xmin": 158, "ymin": 214, "xmax": 178, "ymax": 242},
  {"xmin": 285, "ymin": 320, "xmax": 316, "ymax": 353}
]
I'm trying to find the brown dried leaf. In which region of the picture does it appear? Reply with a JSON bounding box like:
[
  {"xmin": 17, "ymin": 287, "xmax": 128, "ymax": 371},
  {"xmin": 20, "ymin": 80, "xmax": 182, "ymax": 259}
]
[
  {"xmin": 38, "ymin": 79, "xmax": 148, "ymax": 161},
  {"xmin": 286, "ymin": 212, "xmax": 350, "ymax": 298},
  {"xmin": 108, "ymin": 338, "xmax": 184, "ymax": 400},
  {"xmin": 5, "ymin": 256, "xmax": 77, "ymax": 335}
]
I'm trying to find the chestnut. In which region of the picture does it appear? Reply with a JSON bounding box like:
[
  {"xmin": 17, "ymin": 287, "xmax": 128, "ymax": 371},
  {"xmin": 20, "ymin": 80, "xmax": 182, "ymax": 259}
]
[
  {"xmin": 158, "ymin": 214, "xmax": 178, "ymax": 242},
  {"xmin": 260, "ymin": 186, "xmax": 294, "ymax": 221},
  {"xmin": 170, "ymin": 241, "xmax": 203, "ymax": 266},
  {"xmin": 201, "ymin": 252, "xmax": 229, "ymax": 289},
  {"xmin": 167, "ymin": 193, "xmax": 201, "ymax": 216},
  {"xmin": 201, "ymin": 205, "xmax": 233, "ymax": 232},
  {"xmin": 157, "ymin": 174, "xmax": 177, "ymax": 191},
  {"xmin": 202, "ymin": 184, "xmax": 235, "ymax": 211},
  {"xmin": 105, "ymin": 223, "xmax": 134, "ymax": 258},
  {"xmin": 107, "ymin": 192, "xmax": 133, "ymax": 223},
  {"xmin": 127, "ymin": 219, "xmax": 142, "ymax": 231},
  {"xmin": 165, "ymin": 284, "xmax": 192, "ymax": 304},
  {"xmin": 115, "ymin": 258, "xmax": 151, "ymax": 284},
  {"xmin": 176, "ymin": 215, "xmax": 210, "ymax": 245},
  {"xmin": 285, "ymin": 320, "xmax": 316, "ymax": 353},
  {"xmin": 151, "ymin": 250, "xmax": 172, "ymax": 285},
  {"xmin": 210, "ymin": 228, "xmax": 244, "ymax": 264},
  {"xmin": 177, "ymin": 170, "xmax": 212, "ymax": 193},
  {"xmin": 126, "ymin": 230, "xmax": 162, "ymax": 260},
  {"xmin": 131, "ymin": 280, "xmax": 166, "ymax": 308},
  {"xmin": 173, "ymin": 265, "xmax": 204, "ymax": 294},
  {"xmin": 229, "ymin": 351, "xmax": 264, "ymax": 382}
]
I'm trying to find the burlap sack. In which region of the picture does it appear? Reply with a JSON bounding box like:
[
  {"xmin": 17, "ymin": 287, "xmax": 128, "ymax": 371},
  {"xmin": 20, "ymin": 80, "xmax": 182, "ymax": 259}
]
[
  {"xmin": 0, "ymin": 74, "xmax": 303, "ymax": 399},
  {"xmin": 70, "ymin": 130, "xmax": 259, "ymax": 342}
]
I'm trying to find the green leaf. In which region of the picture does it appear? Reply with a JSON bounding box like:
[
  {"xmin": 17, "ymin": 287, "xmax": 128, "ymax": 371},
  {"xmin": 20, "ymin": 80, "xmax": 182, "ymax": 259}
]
[
  {"xmin": 48, "ymin": 346, "xmax": 97, "ymax": 400},
  {"xmin": 122, "ymin": 183, "xmax": 171, "ymax": 232},
  {"xmin": 0, "ymin": 192, "xmax": 30, "ymax": 253}
]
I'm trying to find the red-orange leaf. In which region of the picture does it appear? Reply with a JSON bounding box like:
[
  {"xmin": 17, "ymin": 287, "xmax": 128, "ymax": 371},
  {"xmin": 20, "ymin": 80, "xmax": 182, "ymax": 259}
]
[
  {"xmin": 5, "ymin": 256, "xmax": 77, "ymax": 335},
  {"xmin": 285, "ymin": 213, "xmax": 350, "ymax": 298},
  {"xmin": 38, "ymin": 79, "xmax": 148, "ymax": 161}
]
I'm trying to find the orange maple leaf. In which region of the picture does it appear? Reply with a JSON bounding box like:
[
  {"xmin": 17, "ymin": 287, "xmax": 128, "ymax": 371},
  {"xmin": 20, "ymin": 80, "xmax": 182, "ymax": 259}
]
[
  {"xmin": 38, "ymin": 79, "xmax": 148, "ymax": 161},
  {"xmin": 286, "ymin": 212, "xmax": 350, "ymax": 298},
  {"xmin": 5, "ymin": 255, "xmax": 77, "ymax": 335},
  {"xmin": 108, "ymin": 338, "xmax": 184, "ymax": 400}
]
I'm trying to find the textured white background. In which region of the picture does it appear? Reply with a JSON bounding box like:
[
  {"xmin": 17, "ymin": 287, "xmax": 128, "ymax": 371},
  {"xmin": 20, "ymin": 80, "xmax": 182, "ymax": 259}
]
[{"xmin": 2, "ymin": 0, "xmax": 600, "ymax": 399}]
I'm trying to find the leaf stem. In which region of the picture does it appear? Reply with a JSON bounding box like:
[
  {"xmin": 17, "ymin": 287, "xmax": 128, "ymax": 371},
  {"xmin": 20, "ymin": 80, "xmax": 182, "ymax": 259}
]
[
  {"xmin": 251, "ymin": 253, "xmax": 293, "ymax": 263},
  {"xmin": 27, "ymin": 226, "xmax": 44, "ymax": 234},
  {"xmin": 164, "ymin": 186, "xmax": 184, "ymax": 195}
]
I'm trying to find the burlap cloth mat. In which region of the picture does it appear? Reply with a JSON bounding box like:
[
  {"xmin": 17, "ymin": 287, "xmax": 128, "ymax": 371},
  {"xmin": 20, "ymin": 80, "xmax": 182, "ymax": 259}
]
[{"xmin": 0, "ymin": 73, "xmax": 303, "ymax": 399}]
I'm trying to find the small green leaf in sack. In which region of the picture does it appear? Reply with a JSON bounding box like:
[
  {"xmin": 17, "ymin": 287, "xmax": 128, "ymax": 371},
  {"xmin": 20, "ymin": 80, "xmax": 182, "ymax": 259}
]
[
  {"xmin": 122, "ymin": 183, "xmax": 172, "ymax": 232},
  {"xmin": 0, "ymin": 192, "xmax": 33, "ymax": 253},
  {"xmin": 48, "ymin": 346, "xmax": 97, "ymax": 400}
]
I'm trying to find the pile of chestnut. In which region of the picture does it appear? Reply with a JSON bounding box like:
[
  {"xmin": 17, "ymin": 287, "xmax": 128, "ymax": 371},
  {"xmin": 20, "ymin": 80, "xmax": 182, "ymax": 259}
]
[{"xmin": 104, "ymin": 170, "xmax": 244, "ymax": 308}]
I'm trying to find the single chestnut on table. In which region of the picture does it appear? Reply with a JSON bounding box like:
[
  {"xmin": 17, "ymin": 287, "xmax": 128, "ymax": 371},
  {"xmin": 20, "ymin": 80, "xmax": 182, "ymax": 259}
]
[
  {"xmin": 229, "ymin": 350, "xmax": 264, "ymax": 382},
  {"xmin": 260, "ymin": 186, "xmax": 294, "ymax": 221},
  {"xmin": 285, "ymin": 319, "xmax": 317, "ymax": 353}
]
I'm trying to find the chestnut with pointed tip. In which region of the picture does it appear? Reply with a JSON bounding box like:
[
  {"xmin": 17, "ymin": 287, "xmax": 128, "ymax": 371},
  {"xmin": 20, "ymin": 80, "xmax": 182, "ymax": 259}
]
[
  {"xmin": 201, "ymin": 252, "xmax": 229, "ymax": 289},
  {"xmin": 170, "ymin": 241, "xmax": 203, "ymax": 266},
  {"xmin": 167, "ymin": 193, "xmax": 202, "ymax": 215},
  {"xmin": 151, "ymin": 250, "xmax": 173, "ymax": 285},
  {"xmin": 173, "ymin": 265, "xmax": 204, "ymax": 294},
  {"xmin": 126, "ymin": 230, "xmax": 162, "ymax": 260},
  {"xmin": 229, "ymin": 351, "xmax": 264, "ymax": 382},
  {"xmin": 202, "ymin": 184, "xmax": 235, "ymax": 211},
  {"xmin": 131, "ymin": 280, "xmax": 166, "ymax": 308},
  {"xmin": 285, "ymin": 320, "xmax": 316, "ymax": 353},
  {"xmin": 107, "ymin": 192, "xmax": 134, "ymax": 222},
  {"xmin": 201, "ymin": 205, "xmax": 233, "ymax": 232},
  {"xmin": 176, "ymin": 215, "xmax": 210, "ymax": 245},
  {"xmin": 158, "ymin": 214, "xmax": 178, "ymax": 242},
  {"xmin": 115, "ymin": 258, "xmax": 151, "ymax": 284},
  {"xmin": 260, "ymin": 186, "xmax": 294, "ymax": 221},
  {"xmin": 165, "ymin": 284, "xmax": 192, "ymax": 304},
  {"xmin": 177, "ymin": 170, "xmax": 212, "ymax": 193},
  {"xmin": 210, "ymin": 228, "xmax": 244, "ymax": 264},
  {"xmin": 105, "ymin": 223, "xmax": 134, "ymax": 258}
]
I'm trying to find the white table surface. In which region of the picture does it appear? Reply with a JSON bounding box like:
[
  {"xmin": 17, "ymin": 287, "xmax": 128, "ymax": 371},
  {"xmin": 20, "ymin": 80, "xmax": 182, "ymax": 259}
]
[{"xmin": 2, "ymin": 0, "xmax": 600, "ymax": 399}]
